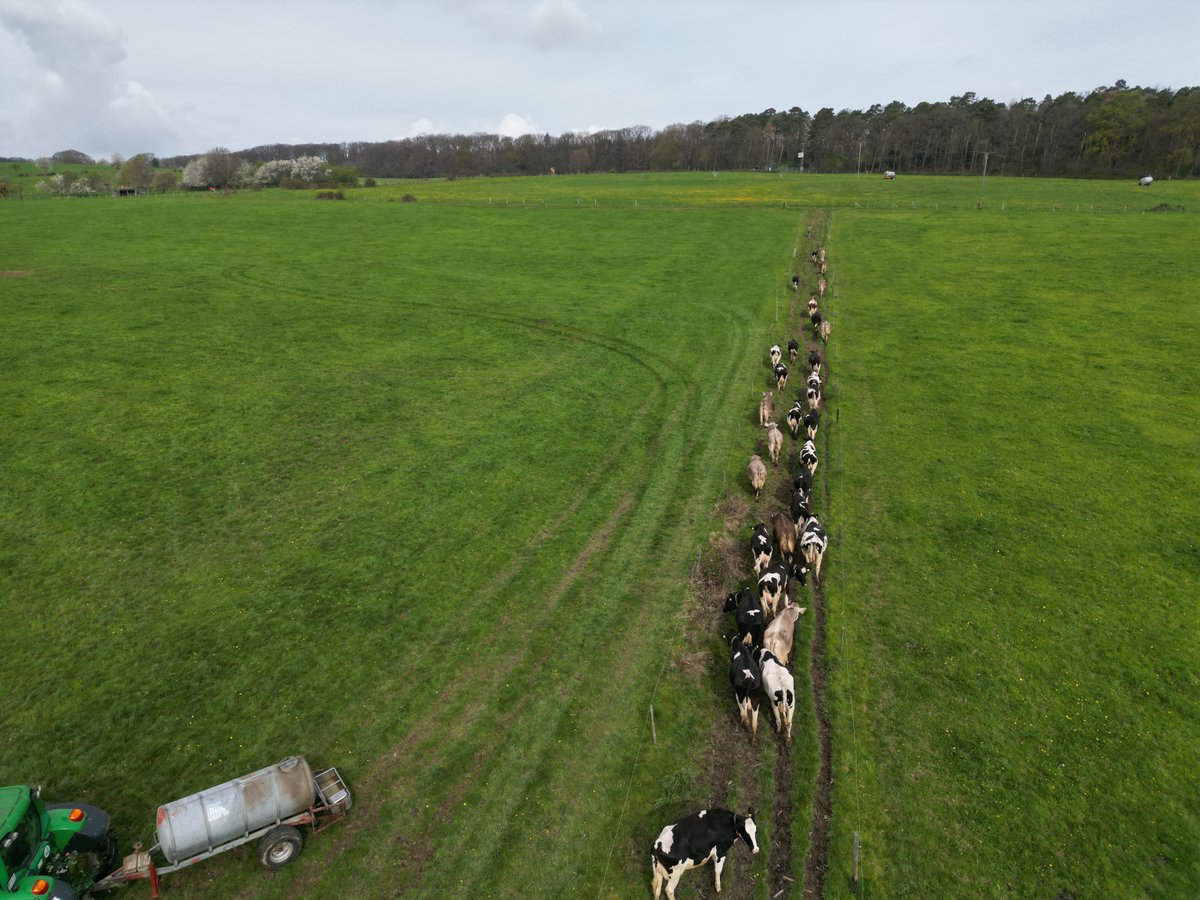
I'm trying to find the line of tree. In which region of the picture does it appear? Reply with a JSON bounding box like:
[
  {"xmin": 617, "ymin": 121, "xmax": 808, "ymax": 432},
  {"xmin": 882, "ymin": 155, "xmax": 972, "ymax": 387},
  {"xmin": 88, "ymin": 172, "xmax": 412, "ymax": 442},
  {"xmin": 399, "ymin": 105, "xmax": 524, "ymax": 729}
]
[{"xmin": 157, "ymin": 82, "xmax": 1196, "ymax": 181}]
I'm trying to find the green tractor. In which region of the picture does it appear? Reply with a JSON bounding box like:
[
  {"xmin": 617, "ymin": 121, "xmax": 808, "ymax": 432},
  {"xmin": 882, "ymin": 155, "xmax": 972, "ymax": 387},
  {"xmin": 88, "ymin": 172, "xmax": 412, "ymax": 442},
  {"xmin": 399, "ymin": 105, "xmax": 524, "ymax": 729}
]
[{"xmin": 1, "ymin": 785, "xmax": 115, "ymax": 899}]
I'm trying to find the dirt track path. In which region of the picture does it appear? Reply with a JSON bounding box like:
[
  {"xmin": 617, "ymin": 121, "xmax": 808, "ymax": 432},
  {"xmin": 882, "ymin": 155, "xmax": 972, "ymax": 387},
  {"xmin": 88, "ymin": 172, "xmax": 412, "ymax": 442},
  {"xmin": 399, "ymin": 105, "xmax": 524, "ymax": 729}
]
[
  {"xmin": 691, "ymin": 210, "xmax": 835, "ymax": 900},
  {"xmin": 801, "ymin": 211, "xmax": 834, "ymax": 899}
]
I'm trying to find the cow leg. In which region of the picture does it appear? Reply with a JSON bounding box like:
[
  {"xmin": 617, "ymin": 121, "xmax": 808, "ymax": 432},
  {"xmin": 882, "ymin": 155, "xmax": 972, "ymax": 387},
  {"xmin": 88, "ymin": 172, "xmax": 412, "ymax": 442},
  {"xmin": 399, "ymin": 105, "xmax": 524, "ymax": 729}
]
[
  {"xmin": 750, "ymin": 701, "xmax": 759, "ymax": 745},
  {"xmin": 815, "ymin": 551, "xmax": 824, "ymax": 582},
  {"xmin": 665, "ymin": 863, "xmax": 688, "ymax": 900},
  {"xmin": 713, "ymin": 853, "xmax": 727, "ymax": 893},
  {"xmin": 651, "ymin": 859, "xmax": 664, "ymax": 899}
]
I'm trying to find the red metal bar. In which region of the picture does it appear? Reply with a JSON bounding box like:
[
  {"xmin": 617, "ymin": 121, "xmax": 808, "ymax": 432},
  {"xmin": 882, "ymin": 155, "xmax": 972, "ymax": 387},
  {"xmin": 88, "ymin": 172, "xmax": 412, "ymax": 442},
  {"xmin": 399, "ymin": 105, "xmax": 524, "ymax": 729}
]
[{"xmin": 149, "ymin": 860, "xmax": 161, "ymax": 899}]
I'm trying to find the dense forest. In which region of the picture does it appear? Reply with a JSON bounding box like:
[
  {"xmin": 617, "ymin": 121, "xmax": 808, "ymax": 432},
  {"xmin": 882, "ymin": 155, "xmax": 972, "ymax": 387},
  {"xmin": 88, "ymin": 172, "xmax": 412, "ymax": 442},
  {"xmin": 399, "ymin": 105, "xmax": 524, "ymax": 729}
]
[{"xmin": 159, "ymin": 81, "xmax": 1197, "ymax": 181}]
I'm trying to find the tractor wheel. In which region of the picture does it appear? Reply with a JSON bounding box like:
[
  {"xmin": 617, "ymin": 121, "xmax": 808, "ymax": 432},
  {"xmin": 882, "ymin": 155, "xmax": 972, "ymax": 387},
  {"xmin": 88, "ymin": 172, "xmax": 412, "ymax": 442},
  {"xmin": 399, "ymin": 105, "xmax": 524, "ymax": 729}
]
[{"xmin": 258, "ymin": 825, "xmax": 303, "ymax": 870}]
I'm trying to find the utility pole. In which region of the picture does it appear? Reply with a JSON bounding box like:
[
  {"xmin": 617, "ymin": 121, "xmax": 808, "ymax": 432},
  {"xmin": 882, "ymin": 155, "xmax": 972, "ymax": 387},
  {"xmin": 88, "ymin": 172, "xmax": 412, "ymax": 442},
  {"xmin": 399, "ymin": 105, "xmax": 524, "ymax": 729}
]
[
  {"xmin": 977, "ymin": 150, "xmax": 990, "ymax": 209},
  {"xmin": 857, "ymin": 140, "xmax": 863, "ymax": 175}
]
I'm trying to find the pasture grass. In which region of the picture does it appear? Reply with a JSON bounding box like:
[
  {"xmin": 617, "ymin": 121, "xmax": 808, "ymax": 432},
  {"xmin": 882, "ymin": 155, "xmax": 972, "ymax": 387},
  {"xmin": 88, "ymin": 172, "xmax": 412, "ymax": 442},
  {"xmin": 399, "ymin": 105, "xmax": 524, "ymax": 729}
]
[
  {"xmin": 3, "ymin": 173, "xmax": 1199, "ymax": 898},
  {"xmin": 357, "ymin": 170, "xmax": 1197, "ymax": 216},
  {"xmin": 1, "ymin": 190, "xmax": 804, "ymax": 897},
  {"xmin": 824, "ymin": 206, "xmax": 1200, "ymax": 897}
]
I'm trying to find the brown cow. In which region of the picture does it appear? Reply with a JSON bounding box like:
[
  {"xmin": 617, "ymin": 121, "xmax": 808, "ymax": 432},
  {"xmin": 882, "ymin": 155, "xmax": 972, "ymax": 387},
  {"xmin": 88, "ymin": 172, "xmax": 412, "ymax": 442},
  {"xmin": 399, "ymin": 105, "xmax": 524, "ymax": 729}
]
[
  {"xmin": 764, "ymin": 599, "xmax": 805, "ymax": 667},
  {"xmin": 766, "ymin": 421, "xmax": 783, "ymax": 466},
  {"xmin": 771, "ymin": 511, "xmax": 795, "ymax": 564},
  {"xmin": 758, "ymin": 391, "xmax": 774, "ymax": 427},
  {"xmin": 820, "ymin": 319, "xmax": 832, "ymax": 344},
  {"xmin": 818, "ymin": 277, "xmax": 827, "ymax": 298},
  {"xmin": 748, "ymin": 455, "xmax": 767, "ymax": 498}
]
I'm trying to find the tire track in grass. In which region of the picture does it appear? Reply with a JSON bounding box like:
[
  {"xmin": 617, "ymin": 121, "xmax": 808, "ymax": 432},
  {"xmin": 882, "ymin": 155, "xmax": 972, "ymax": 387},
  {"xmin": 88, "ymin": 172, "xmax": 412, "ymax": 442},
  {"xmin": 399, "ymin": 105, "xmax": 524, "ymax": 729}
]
[
  {"xmin": 395, "ymin": 302, "xmax": 752, "ymax": 895},
  {"xmin": 463, "ymin": 305, "xmax": 755, "ymax": 897},
  {"xmin": 197, "ymin": 266, "xmax": 686, "ymax": 897},
  {"xmin": 212, "ymin": 264, "xmax": 753, "ymax": 897}
]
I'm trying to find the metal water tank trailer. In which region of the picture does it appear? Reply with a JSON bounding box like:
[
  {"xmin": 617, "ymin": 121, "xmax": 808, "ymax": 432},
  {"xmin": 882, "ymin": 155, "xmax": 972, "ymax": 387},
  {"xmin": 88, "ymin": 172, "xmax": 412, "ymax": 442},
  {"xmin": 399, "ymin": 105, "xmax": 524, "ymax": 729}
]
[{"xmin": 155, "ymin": 756, "xmax": 315, "ymax": 864}]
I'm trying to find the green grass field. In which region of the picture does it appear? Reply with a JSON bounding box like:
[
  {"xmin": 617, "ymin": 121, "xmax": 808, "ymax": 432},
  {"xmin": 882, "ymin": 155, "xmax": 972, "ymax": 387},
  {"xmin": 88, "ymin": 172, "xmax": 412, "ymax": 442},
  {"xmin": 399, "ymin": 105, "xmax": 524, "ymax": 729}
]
[
  {"xmin": 2, "ymin": 173, "xmax": 1197, "ymax": 898},
  {"xmin": 824, "ymin": 205, "xmax": 1200, "ymax": 898}
]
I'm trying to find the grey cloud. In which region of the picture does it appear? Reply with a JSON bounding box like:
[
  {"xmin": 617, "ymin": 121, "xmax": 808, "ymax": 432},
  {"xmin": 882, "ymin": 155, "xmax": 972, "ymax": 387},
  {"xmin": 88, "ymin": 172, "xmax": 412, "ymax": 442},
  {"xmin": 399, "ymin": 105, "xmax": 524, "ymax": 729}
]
[
  {"xmin": 525, "ymin": 0, "xmax": 603, "ymax": 49},
  {"xmin": 0, "ymin": 0, "xmax": 177, "ymax": 157}
]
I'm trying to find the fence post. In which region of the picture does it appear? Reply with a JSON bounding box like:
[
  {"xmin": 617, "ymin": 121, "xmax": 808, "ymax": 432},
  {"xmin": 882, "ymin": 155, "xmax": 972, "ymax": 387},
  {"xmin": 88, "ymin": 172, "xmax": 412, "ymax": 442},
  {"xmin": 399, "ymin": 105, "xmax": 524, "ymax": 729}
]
[{"xmin": 852, "ymin": 832, "xmax": 861, "ymax": 892}]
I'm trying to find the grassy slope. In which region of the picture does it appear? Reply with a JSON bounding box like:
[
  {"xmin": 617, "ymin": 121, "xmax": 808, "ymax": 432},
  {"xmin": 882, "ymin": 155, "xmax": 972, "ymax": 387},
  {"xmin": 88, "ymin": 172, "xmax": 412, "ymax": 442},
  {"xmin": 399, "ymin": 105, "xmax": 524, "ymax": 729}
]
[
  {"xmin": 0, "ymin": 191, "xmax": 801, "ymax": 897},
  {"xmin": 825, "ymin": 207, "xmax": 1200, "ymax": 897}
]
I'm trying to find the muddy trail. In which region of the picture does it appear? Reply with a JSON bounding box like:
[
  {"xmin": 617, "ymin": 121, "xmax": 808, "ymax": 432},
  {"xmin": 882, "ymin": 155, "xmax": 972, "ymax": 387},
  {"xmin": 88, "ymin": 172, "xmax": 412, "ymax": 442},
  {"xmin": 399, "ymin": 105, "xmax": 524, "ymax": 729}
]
[
  {"xmin": 802, "ymin": 212, "xmax": 835, "ymax": 899},
  {"xmin": 684, "ymin": 213, "xmax": 835, "ymax": 899}
]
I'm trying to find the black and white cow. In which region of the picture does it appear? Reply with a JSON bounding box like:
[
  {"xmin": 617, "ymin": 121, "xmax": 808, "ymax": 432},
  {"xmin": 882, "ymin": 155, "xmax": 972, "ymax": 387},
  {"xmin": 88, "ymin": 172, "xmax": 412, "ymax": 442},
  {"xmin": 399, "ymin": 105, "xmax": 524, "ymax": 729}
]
[
  {"xmin": 749, "ymin": 522, "xmax": 773, "ymax": 575},
  {"xmin": 769, "ymin": 344, "xmax": 782, "ymax": 367},
  {"xmin": 793, "ymin": 466, "xmax": 813, "ymax": 497},
  {"xmin": 808, "ymin": 348, "xmax": 821, "ymax": 374},
  {"xmin": 806, "ymin": 384, "xmax": 821, "ymax": 412},
  {"xmin": 799, "ymin": 514, "xmax": 829, "ymax": 583},
  {"xmin": 790, "ymin": 488, "xmax": 811, "ymax": 533},
  {"xmin": 773, "ymin": 363, "xmax": 788, "ymax": 390},
  {"xmin": 804, "ymin": 409, "xmax": 820, "ymax": 440},
  {"xmin": 757, "ymin": 559, "xmax": 804, "ymax": 619},
  {"xmin": 751, "ymin": 646, "xmax": 796, "ymax": 746},
  {"xmin": 800, "ymin": 439, "xmax": 818, "ymax": 474},
  {"xmin": 786, "ymin": 401, "xmax": 804, "ymax": 439},
  {"xmin": 728, "ymin": 635, "xmax": 762, "ymax": 742},
  {"xmin": 723, "ymin": 588, "xmax": 764, "ymax": 647},
  {"xmin": 651, "ymin": 808, "xmax": 760, "ymax": 900},
  {"xmin": 806, "ymin": 370, "xmax": 821, "ymax": 391},
  {"xmin": 787, "ymin": 338, "xmax": 799, "ymax": 365}
]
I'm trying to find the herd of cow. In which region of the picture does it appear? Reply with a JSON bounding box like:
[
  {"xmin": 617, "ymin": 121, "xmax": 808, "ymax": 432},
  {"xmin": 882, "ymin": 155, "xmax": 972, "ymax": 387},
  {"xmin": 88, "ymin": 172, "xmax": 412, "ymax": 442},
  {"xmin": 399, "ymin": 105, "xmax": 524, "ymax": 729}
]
[{"xmin": 650, "ymin": 246, "xmax": 834, "ymax": 898}]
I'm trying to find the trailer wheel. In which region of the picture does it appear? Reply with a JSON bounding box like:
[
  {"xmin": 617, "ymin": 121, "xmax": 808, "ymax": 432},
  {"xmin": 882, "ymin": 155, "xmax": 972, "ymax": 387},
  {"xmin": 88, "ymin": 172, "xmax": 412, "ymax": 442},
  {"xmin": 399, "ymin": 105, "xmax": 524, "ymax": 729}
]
[{"xmin": 258, "ymin": 825, "xmax": 303, "ymax": 869}]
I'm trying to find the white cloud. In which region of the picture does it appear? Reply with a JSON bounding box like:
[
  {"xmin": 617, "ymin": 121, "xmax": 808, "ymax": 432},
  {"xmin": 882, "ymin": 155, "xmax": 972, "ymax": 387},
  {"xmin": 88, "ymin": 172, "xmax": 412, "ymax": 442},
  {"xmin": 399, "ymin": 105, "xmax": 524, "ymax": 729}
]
[
  {"xmin": 496, "ymin": 113, "xmax": 538, "ymax": 138},
  {"xmin": 404, "ymin": 117, "xmax": 440, "ymax": 138},
  {"xmin": 525, "ymin": 0, "xmax": 602, "ymax": 49}
]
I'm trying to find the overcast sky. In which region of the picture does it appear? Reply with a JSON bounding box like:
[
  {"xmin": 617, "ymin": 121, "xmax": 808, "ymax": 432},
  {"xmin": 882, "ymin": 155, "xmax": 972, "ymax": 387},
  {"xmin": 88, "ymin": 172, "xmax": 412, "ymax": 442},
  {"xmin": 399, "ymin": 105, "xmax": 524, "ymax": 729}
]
[{"xmin": 0, "ymin": 0, "xmax": 1196, "ymax": 160}]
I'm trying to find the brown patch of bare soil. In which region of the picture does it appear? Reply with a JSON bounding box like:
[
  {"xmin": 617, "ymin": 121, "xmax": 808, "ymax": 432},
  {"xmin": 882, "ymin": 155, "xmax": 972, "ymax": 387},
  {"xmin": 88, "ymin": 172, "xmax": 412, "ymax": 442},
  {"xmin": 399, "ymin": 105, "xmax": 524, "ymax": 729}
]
[{"xmin": 1, "ymin": 270, "xmax": 30, "ymax": 277}]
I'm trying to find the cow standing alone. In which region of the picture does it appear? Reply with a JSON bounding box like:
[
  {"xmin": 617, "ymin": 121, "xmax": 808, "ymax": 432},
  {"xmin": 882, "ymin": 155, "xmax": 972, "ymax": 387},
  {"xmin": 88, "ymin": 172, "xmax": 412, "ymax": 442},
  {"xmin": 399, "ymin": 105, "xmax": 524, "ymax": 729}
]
[{"xmin": 651, "ymin": 808, "xmax": 760, "ymax": 900}]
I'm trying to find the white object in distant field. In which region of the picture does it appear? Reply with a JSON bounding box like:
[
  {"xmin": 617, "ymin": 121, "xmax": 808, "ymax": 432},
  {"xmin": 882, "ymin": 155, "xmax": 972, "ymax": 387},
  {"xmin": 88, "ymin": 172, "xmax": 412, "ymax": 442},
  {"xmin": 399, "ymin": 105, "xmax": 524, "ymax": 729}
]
[{"xmin": 1138, "ymin": 176, "xmax": 1154, "ymax": 186}]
